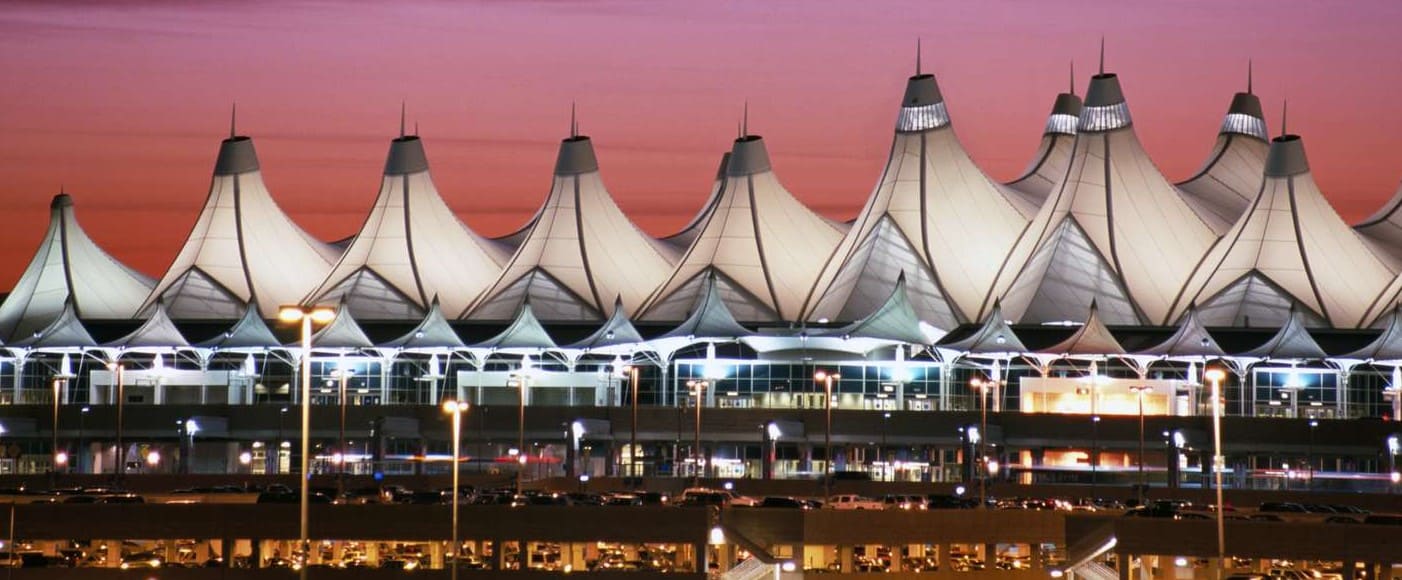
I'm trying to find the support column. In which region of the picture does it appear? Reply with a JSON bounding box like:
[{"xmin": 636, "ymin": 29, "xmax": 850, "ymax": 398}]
[
  {"xmin": 839, "ymin": 545, "xmax": 854, "ymax": 573},
  {"xmin": 106, "ymin": 541, "xmax": 121, "ymax": 569},
  {"xmin": 429, "ymin": 541, "xmax": 443, "ymax": 569},
  {"xmin": 365, "ymin": 542, "xmax": 380, "ymax": 567},
  {"xmin": 1116, "ymin": 552, "xmax": 1130, "ymax": 580},
  {"xmin": 248, "ymin": 539, "xmax": 261, "ymax": 568}
]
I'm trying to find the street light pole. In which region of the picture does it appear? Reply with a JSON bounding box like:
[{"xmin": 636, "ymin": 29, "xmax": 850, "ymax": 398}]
[
  {"xmin": 51, "ymin": 378, "xmax": 62, "ymax": 483},
  {"xmin": 815, "ymin": 371, "xmax": 839, "ymax": 499},
  {"xmin": 629, "ymin": 366, "xmax": 640, "ymax": 479},
  {"xmin": 442, "ymin": 400, "xmax": 467, "ymax": 580},
  {"xmin": 107, "ymin": 363, "xmax": 125, "ymax": 482},
  {"xmin": 1205, "ymin": 368, "xmax": 1227, "ymax": 580},
  {"xmin": 686, "ymin": 380, "xmax": 708, "ymax": 483},
  {"xmin": 519, "ymin": 374, "xmax": 527, "ymax": 494},
  {"xmin": 278, "ymin": 304, "xmax": 336, "ymax": 578},
  {"xmin": 970, "ymin": 377, "xmax": 991, "ymax": 509},
  {"xmin": 1129, "ymin": 386, "xmax": 1149, "ymax": 499},
  {"xmin": 1091, "ymin": 415, "xmax": 1101, "ymax": 495},
  {"xmin": 78, "ymin": 407, "xmax": 89, "ymax": 475},
  {"xmin": 335, "ymin": 366, "xmax": 354, "ymax": 496},
  {"xmin": 1306, "ymin": 419, "xmax": 1318, "ymax": 491}
]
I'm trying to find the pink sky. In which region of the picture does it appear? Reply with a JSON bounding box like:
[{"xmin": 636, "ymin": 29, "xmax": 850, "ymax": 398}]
[{"xmin": 3, "ymin": 0, "xmax": 1402, "ymax": 289}]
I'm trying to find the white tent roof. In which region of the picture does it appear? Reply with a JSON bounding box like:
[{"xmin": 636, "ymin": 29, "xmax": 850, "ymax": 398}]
[
  {"xmin": 467, "ymin": 133, "xmax": 674, "ymax": 322},
  {"xmin": 1006, "ymin": 91, "xmax": 1082, "ymax": 209},
  {"xmin": 307, "ymin": 134, "xmax": 507, "ymax": 321},
  {"xmin": 471, "ymin": 302, "xmax": 557, "ymax": 351},
  {"xmin": 1173, "ymin": 135, "xmax": 1393, "ymax": 329},
  {"xmin": 656, "ymin": 271, "xmax": 751, "ymax": 341},
  {"xmin": 0, "ymin": 193, "xmax": 154, "ymax": 342},
  {"xmin": 1040, "ymin": 301, "xmax": 1125, "ymax": 356},
  {"xmin": 937, "ymin": 300, "xmax": 1028, "ymax": 355},
  {"xmin": 566, "ymin": 297, "xmax": 645, "ymax": 353},
  {"xmin": 105, "ymin": 301, "xmax": 189, "ymax": 349},
  {"xmin": 1176, "ymin": 88, "xmax": 1270, "ymax": 234},
  {"xmin": 992, "ymin": 72, "xmax": 1217, "ymax": 326},
  {"xmin": 1353, "ymin": 181, "xmax": 1402, "ymax": 271},
  {"xmin": 802, "ymin": 72, "xmax": 1032, "ymax": 329},
  {"xmin": 640, "ymin": 134, "xmax": 843, "ymax": 323},
  {"xmin": 1342, "ymin": 306, "xmax": 1402, "ymax": 361},
  {"xmin": 382, "ymin": 298, "xmax": 464, "ymax": 350},
  {"xmin": 307, "ymin": 303, "xmax": 374, "ymax": 350},
  {"xmin": 662, "ymin": 153, "xmax": 730, "ymax": 255},
  {"xmin": 818, "ymin": 273, "xmax": 942, "ymax": 345},
  {"xmin": 1242, "ymin": 305, "xmax": 1326, "ymax": 359},
  {"xmin": 198, "ymin": 301, "xmax": 280, "ymax": 350},
  {"xmin": 1136, "ymin": 305, "xmax": 1226, "ymax": 358},
  {"xmin": 142, "ymin": 134, "xmax": 339, "ymax": 320},
  {"xmin": 10, "ymin": 297, "xmax": 96, "ymax": 349}
]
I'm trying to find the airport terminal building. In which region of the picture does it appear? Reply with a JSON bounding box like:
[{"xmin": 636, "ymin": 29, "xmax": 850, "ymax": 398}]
[{"xmin": 0, "ymin": 63, "xmax": 1400, "ymax": 491}]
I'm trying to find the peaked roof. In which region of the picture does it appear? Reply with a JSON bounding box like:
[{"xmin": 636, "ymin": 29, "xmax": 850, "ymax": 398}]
[
  {"xmin": 1242, "ymin": 305, "xmax": 1326, "ymax": 359},
  {"xmin": 938, "ymin": 301, "xmax": 1028, "ymax": 354},
  {"xmin": 198, "ymin": 301, "xmax": 280, "ymax": 350},
  {"xmin": 1173, "ymin": 135, "xmax": 1393, "ymax": 329},
  {"xmin": 306, "ymin": 134, "xmax": 507, "ymax": 320},
  {"xmin": 0, "ymin": 193, "xmax": 154, "ymax": 342},
  {"xmin": 1341, "ymin": 306, "xmax": 1402, "ymax": 361},
  {"xmin": 466, "ymin": 133, "xmax": 674, "ymax": 322},
  {"xmin": 1040, "ymin": 302, "xmax": 1126, "ymax": 355},
  {"xmin": 1006, "ymin": 91, "xmax": 1082, "ymax": 209},
  {"xmin": 1354, "ymin": 180, "xmax": 1402, "ymax": 271},
  {"xmin": 382, "ymin": 299, "xmax": 465, "ymax": 349},
  {"xmin": 10, "ymin": 298, "xmax": 96, "ymax": 349},
  {"xmin": 819, "ymin": 274, "xmax": 939, "ymax": 345},
  {"xmin": 657, "ymin": 272, "xmax": 752, "ymax": 341},
  {"xmin": 105, "ymin": 301, "xmax": 189, "ymax": 348},
  {"xmin": 1177, "ymin": 89, "xmax": 1270, "ymax": 234},
  {"xmin": 307, "ymin": 304, "xmax": 374, "ymax": 349},
  {"xmin": 141, "ymin": 134, "xmax": 339, "ymax": 319},
  {"xmin": 471, "ymin": 302, "xmax": 557, "ymax": 351},
  {"xmin": 992, "ymin": 72, "xmax": 1217, "ymax": 326},
  {"xmin": 639, "ymin": 133, "xmax": 843, "ymax": 323},
  {"xmin": 802, "ymin": 72, "xmax": 1032, "ymax": 329},
  {"xmin": 1136, "ymin": 305, "xmax": 1226, "ymax": 358},
  {"xmin": 566, "ymin": 297, "xmax": 645, "ymax": 352},
  {"xmin": 661, "ymin": 152, "xmax": 730, "ymax": 254}
]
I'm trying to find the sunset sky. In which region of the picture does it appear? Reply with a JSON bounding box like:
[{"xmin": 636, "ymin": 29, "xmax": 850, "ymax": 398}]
[{"xmin": 4, "ymin": 0, "xmax": 1402, "ymax": 290}]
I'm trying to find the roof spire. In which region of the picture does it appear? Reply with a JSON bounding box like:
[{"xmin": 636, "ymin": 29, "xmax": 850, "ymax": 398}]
[
  {"xmin": 1070, "ymin": 60, "xmax": 1076, "ymax": 95},
  {"xmin": 570, "ymin": 101, "xmax": 577, "ymax": 138},
  {"xmin": 916, "ymin": 38, "xmax": 922, "ymax": 75},
  {"xmin": 742, "ymin": 100, "xmax": 749, "ymax": 136},
  {"xmin": 1281, "ymin": 98, "xmax": 1288, "ymax": 136},
  {"xmin": 414, "ymin": 121, "xmax": 419, "ymax": 137},
  {"xmin": 1098, "ymin": 37, "xmax": 1105, "ymax": 75},
  {"xmin": 399, "ymin": 101, "xmax": 406, "ymax": 138},
  {"xmin": 1247, "ymin": 59, "xmax": 1254, "ymax": 94},
  {"xmin": 229, "ymin": 102, "xmax": 237, "ymax": 138}
]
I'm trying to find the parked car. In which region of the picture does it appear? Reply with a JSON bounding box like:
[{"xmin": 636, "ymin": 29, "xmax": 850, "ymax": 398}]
[
  {"xmin": 679, "ymin": 488, "xmax": 758, "ymax": 507},
  {"xmin": 758, "ymin": 496, "xmax": 809, "ymax": 509},
  {"xmin": 826, "ymin": 495, "xmax": 883, "ymax": 510},
  {"xmin": 881, "ymin": 495, "xmax": 926, "ymax": 510}
]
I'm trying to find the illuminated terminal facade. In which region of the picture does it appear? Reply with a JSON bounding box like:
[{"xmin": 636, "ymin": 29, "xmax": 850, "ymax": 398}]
[{"xmin": 0, "ymin": 60, "xmax": 1400, "ymax": 490}]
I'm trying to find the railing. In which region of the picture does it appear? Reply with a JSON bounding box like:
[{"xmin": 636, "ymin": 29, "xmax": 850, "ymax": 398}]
[
  {"xmin": 722, "ymin": 557, "xmax": 773, "ymax": 580},
  {"xmin": 1076, "ymin": 560, "xmax": 1118, "ymax": 580}
]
